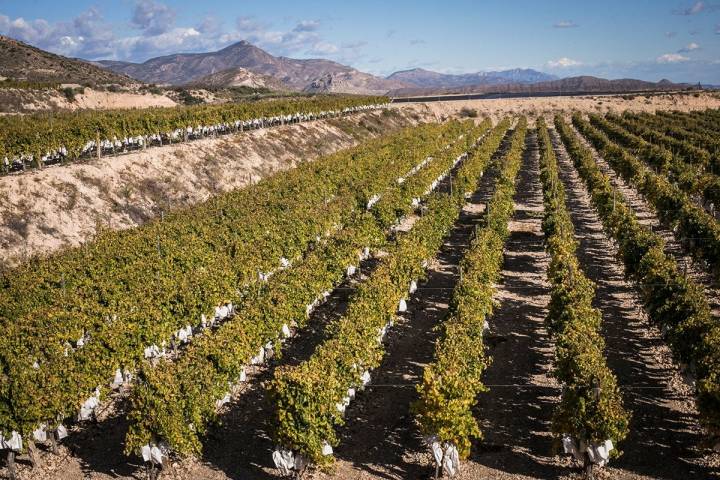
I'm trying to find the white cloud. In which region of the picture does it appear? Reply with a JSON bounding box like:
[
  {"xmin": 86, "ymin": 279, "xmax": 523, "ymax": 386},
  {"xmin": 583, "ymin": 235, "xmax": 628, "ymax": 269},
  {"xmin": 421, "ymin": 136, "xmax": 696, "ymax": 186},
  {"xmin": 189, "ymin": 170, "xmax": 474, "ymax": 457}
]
[
  {"xmin": 293, "ymin": 20, "xmax": 320, "ymax": 32},
  {"xmin": 673, "ymin": 1, "xmax": 720, "ymax": 15},
  {"xmin": 131, "ymin": 0, "xmax": 176, "ymax": 35},
  {"xmin": 230, "ymin": 17, "xmax": 341, "ymax": 59},
  {"xmin": 341, "ymin": 41, "xmax": 367, "ymax": 49},
  {"xmin": 113, "ymin": 27, "xmax": 208, "ymax": 60},
  {"xmin": 235, "ymin": 16, "xmax": 266, "ymax": 34},
  {"xmin": 196, "ymin": 15, "xmax": 223, "ymax": 36},
  {"xmin": 678, "ymin": 42, "xmax": 700, "ymax": 53},
  {"xmin": 222, "ymin": 17, "xmax": 350, "ymax": 61},
  {"xmin": 546, "ymin": 57, "xmax": 582, "ymax": 68},
  {"xmin": 657, "ymin": 53, "xmax": 690, "ymax": 63},
  {"xmin": 674, "ymin": 1, "xmax": 705, "ymax": 15},
  {"xmin": 307, "ymin": 41, "xmax": 338, "ymax": 55},
  {"xmin": 0, "ymin": 8, "xmax": 116, "ymax": 58},
  {"xmin": 554, "ymin": 20, "xmax": 578, "ymax": 28}
]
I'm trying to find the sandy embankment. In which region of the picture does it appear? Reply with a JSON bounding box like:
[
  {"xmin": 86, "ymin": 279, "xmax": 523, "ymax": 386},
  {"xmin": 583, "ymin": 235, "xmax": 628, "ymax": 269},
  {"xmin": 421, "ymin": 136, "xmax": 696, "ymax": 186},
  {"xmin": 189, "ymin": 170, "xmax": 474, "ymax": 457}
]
[{"xmin": 392, "ymin": 91, "xmax": 720, "ymax": 123}]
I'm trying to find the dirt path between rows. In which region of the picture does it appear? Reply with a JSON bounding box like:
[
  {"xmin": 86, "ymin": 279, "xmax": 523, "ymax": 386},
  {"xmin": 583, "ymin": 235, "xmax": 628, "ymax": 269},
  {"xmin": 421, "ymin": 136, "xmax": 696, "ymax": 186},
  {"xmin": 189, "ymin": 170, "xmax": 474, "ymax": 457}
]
[
  {"xmin": 323, "ymin": 129, "xmax": 512, "ymax": 480},
  {"xmin": 551, "ymin": 127, "xmax": 719, "ymax": 479},
  {"xmin": 449, "ymin": 131, "xmax": 569, "ymax": 480},
  {"xmin": 568, "ymin": 122, "xmax": 720, "ymax": 318}
]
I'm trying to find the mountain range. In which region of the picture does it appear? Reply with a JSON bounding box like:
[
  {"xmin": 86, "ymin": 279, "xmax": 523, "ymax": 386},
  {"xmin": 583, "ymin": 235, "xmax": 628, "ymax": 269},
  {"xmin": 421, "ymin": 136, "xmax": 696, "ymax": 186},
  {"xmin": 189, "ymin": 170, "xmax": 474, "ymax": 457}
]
[
  {"xmin": 96, "ymin": 41, "xmax": 559, "ymax": 94},
  {"xmin": 388, "ymin": 76, "xmax": 687, "ymax": 97},
  {"xmin": 0, "ymin": 35, "xmax": 693, "ymax": 96},
  {"xmin": 97, "ymin": 41, "xmax": 409, "ymax": 94},
  {"xmin": 386, "ymin": 68, "xmax": 557, "ymax": 88}
]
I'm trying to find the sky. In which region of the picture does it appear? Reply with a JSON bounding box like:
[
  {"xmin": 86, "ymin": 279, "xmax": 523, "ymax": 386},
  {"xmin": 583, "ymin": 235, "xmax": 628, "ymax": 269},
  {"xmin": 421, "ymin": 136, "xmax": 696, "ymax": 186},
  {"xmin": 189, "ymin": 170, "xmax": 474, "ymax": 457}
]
[{"xmin": 0, "ymin": 0, "xmax": 719, "ymax": 83}]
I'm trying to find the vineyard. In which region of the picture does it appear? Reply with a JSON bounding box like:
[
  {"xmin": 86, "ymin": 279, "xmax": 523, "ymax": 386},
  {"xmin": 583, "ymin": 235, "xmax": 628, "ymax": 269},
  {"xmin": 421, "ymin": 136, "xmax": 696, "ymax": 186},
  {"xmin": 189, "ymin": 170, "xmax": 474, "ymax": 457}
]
[
  {"xmin": 1, "ymin": 108, "xmax": 720, "ymax": 480},
  {"xmin": 0, "ymin": 95, "xmax": 388, "ymax": 174}
]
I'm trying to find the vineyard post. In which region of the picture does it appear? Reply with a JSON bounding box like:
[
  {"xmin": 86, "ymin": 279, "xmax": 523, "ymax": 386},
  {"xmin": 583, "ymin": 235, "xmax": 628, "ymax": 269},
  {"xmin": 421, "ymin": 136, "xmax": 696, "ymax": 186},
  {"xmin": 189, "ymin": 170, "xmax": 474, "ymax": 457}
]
[
  {"xmin": 6, "ymin": 450, "xmax": 16, "ymax": 480},
  {"xmin": 34, "ymin": 150, "xmax": 43, "ymax": 170},
  {"xmin": 27, "ymin": 441, "xmax": 38, "ymax": 467},
  {"xmin": 583, "ymin": 453, "xmax": 594, "ymax": 480},
  {"xmin": 145, "ymin": 461, "xmax": 160, "ymax": 480},
  {"xmin": 96, "ymin": 133, "xmax": 101, "ymax": 159},
  {"xmin": 48, "ymin": 430, "xmax": 59, "ymax": 454}
]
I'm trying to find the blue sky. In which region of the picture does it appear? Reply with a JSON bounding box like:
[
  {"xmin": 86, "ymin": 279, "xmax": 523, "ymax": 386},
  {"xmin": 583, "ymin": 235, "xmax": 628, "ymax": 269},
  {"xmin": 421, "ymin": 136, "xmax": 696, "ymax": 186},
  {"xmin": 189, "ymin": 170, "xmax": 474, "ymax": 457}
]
[{"xmin": 1, "ymin": 0, "xmax": 719, "ymax": 82}]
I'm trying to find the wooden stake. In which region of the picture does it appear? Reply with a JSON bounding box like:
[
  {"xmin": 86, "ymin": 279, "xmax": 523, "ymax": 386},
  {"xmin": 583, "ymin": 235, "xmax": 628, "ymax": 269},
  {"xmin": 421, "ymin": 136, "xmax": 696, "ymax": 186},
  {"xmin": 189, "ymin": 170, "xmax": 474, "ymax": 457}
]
[
  {"xmin": 49, "ymin": 430, "xmax": 59, "ymax": 455},
  {"xmin": 28, "ymin": 441, "xmax": 39, "ymax": 468},
  {"xmin": 583, "ymin": 453, "xmax": 595, "ymax": 480},
  {"xmin": 7, "ymin": 450, "xmax": 16, "ymax": 480}
]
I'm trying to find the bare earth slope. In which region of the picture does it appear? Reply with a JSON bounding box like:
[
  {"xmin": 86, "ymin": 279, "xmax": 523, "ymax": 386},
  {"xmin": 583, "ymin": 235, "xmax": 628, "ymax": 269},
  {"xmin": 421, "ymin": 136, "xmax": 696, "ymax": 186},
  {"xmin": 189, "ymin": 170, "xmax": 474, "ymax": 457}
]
[
  {"xmin": 393, "ymin": 91, "xmax": 720, "ymax": 123},
  {"xmin": 187, "ymin": 67, "xmax": 288, "ymax": 90},
  {"xmin": 0, "ymin": 87, "xmax": 177, "ymax": 113},
  {"xmin": 0, "ymin": 108, "xmax": 431, "ymax": 267}
]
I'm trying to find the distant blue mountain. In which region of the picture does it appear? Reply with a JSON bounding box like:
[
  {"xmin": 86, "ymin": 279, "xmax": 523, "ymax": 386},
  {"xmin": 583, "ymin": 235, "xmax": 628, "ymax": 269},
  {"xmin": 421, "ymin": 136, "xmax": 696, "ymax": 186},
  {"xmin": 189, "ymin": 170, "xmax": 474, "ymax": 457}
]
[{"xmin": 386, "ymin": 67, "xmax": 558, "ymax": 88}]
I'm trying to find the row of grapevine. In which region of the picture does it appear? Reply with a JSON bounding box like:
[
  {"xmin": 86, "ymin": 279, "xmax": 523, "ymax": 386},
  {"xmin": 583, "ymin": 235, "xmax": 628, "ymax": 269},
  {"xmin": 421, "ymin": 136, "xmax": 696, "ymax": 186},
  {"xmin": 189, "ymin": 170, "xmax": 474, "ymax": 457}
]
[
  {"xmin": 555, "ymin": 115, "xmax": 720, "ymax": 444},
  {"xmin": 123, "ymin": 119, "xmax": 497, "ymax": 459},
  {"xmin": 0, "ymin": 95, "xmax": 387, "ymax": 172},
  {"xmin": 624, "ymin": 112, "xmax": 720, "ymax": 160},
  {"xmin": 412, "ymin": 117, "xmax": 527, "ymax": 474},
  {"xmin": 661, "ymin": 110, "xmax": 720, "ymax": 137},
  {"xmin": 602, "ymin": 113, "xmax": 712, "ymax": 168},
  {"xmin": 689, "ymin": 109, "xmax": 720, "ymax": 132},
  {"xmin": 537, "ymin": 118, "xmax": 628, "ymax": 474},
  {"xmin": 589, "ymin": 113, "xmax": 720, "ymax": 212},
  {"xmin": 0, "ymin": 121, "xmax": 466, "ymax": 444},
  {"xmin": 270, "ymin": 118, "xmax": 522, "ymax": 470},
  {"xmin": 573, "ymin": 114, "xmax": 720, "ymax": 278}
]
